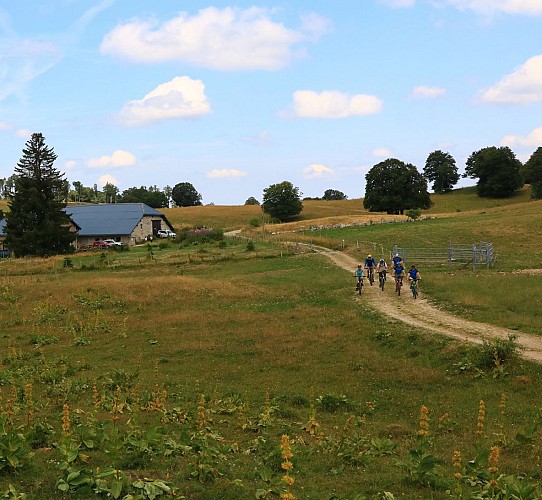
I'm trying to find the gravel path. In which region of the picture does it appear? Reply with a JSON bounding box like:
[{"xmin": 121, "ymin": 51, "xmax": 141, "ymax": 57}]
[{"xmin": 315, "ymin": 247, "xmax": 542, "ymax": 363}]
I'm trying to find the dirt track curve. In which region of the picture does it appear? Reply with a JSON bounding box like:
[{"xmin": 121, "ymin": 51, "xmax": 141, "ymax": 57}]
[{"xmin": 314, "ymin": 247, "xmax": 542, "ymax": 364}]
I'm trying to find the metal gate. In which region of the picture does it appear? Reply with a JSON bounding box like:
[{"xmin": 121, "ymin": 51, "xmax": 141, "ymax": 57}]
[{"xmin": 393, "ymin": 242, "xmax": 494, "ymax": 270}]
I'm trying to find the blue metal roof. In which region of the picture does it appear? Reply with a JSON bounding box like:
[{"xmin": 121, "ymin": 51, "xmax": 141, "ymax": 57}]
[{"xmin": 65, "ymin": 203, "xmax": 167, "ymax": 236}]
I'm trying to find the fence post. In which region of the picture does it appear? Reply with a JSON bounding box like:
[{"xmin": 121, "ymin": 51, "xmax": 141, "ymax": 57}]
[{"xmin": 472, "ymin": 244, "xmax": 477, "ymax": 271}]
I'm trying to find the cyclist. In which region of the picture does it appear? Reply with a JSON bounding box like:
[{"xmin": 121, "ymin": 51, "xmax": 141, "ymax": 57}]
[
  {"xmin": 364, "ymin": 254, "xmax": 377, "ymax": 285},
  {"xmin": 392, "ymin": 253, "xmax": 403, "ymax": 267},
  {"xmin": 393, "ymin": 260, "xmax": 405, "ymax": 285},
  {"xmin": 377, "ymin": 258, "xmax": 387, "ymax": 279},
  {"xmin": 354, "ymin": 264, "xmax": 364, "ymax": 291},
  {"xmin": 408, "ymin": 265, "xmax": 421, "ymax": 286}
]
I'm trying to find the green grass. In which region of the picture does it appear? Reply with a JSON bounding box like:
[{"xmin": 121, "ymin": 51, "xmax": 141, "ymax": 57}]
[
  {"xmin": 2, "ymin": 188, "xmax": 542, "ymax": 498},
  {"xmin": 2, "ymin": 242, "xmax": 542, "ymax": 498}
]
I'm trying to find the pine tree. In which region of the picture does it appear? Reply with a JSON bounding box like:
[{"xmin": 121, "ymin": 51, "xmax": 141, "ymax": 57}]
[{"xmin": 5, "ymin": 133, "xmax": 75, "ymax": 257}]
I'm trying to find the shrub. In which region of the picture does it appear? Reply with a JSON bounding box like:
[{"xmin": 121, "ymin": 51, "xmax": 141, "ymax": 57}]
[
  {"xmin": 406, "ymin": 209, "xmax": 422, "ymax": 220},
  {"xmin": 246, "ymin": 240, "xmax": 255, "ymax": 252}
]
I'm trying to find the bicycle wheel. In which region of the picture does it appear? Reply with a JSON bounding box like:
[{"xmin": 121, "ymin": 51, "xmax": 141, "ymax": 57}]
[
  {"xmin": 395, "ymin": 279, "xmax": 401, "ymax": 296},
  {"xmin": 369, "ymin": 269, "xmax": 374, "ymax": 285},
  {"xmin": 411, "ymin": 282, "xmax": 418, "ymax": 299},
  {"xmin": 379, "ymin": 274, "xmax": 385, "ymax": 291},
  {"xmin": 358, "ymin": 279, "xmax": 363, "ymax": 295}
]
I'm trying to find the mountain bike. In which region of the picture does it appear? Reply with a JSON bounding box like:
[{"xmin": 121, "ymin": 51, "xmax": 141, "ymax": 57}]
[
  {"xmin": 378, "ymin": 271, "xmax": 386, "ymax": 291},
  {"xmin": 366, "ymin": 267, "xmax": 375, "ymax": 286},
  {"xmin": 410, "ymin": 278, "xmax": 419, "ymax": 299},
  {"xmin": 395, "ymin": 276, "xmax": 403, "ymax": 296},
  {"xmin": 354, "ymin": 275, "xmax": 364, "ymax": 295}
]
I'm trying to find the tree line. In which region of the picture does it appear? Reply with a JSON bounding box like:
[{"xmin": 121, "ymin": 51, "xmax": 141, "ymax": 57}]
[{"xmin": 3, "ymin": 133, "xmax": 542, "ymax": 256}]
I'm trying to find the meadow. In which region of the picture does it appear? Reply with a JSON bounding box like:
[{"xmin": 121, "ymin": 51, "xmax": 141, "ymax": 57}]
[{"xmin": 1, "ymin": 188, "xmax": 542, "ymax": 499}]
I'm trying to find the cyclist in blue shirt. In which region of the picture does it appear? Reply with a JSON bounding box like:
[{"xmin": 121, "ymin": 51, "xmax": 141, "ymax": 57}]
[
  {"xmin": 365, "ymin": 254, "xmax": 377, "ymax": 269},
  {"xmin": 408, "ymin": 265, "xmax": 421, "ymax": 283},
  {"xmin": 392, "ymin": 253, "xmax": 403, "ymax": 267},
  {"xmin": 364, "ymin": 254, "xmax": 377, "ymax": 285}
]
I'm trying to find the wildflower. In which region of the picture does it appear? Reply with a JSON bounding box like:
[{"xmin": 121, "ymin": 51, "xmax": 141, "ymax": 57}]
[
  {"xmin": 282, "ymin": 474, "xmax": 295, "ymax": 486},
  {"xmin": 488, "ymin": 445, "xmax": 500, "ymax": 474},
  {"xmin": 24, "ymin": 383, "xmax": 34, "ymax": 426},
  {"xmin": 281, "ymin": 494, "xmax": 295, "ymax": 500},
  {"xmin": 305, "ymin": 387, "xmax": 321, "ymax": 437},
  {"xmin": 476, "ymin": 400, "xmax": 485, "ymax": 437},
  {"xmin": 418, "ymin": 405, "xmax": 430, "ymax": 437},
  {"xmin": 452, "ymin": 450, "xmax": 462, "ymax": 480},
  {"xmin": 280, "ymin": 435, "xmax": 295, "ymax": 497},
  {"xmin": 62, "ymin": 402, "xmax": 71, "ymax": 435}
]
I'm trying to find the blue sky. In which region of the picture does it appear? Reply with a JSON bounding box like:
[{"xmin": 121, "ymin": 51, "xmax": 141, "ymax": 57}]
[{"xmin": 1, "ymin": 0, "xmax": 542, "ymax": 205}]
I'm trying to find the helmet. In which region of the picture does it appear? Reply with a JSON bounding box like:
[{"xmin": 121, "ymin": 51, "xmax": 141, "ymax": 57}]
[
  {"xmin": 367, "ymin": 254, "xmax": 372, "ymax": 258},
  {"xmin": 395, "ymin": 253, "xmax": 399, "ymax": 257},
  {"xmin": 357, "ymin": 264, "xmax": 362, "ymax": 268},
  {"xmin": 411, "ymin": 265, "xmax": 416, "ymax": 269},
  {"xmin": 380, "ymin": 258, "xmax": 385, "ymax": 262}
]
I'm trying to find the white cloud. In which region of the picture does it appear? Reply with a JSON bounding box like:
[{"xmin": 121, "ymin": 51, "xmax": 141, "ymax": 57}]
[
  {"xmin": 501, "ymin": 126, "xmax": 542, "ymax": 147},
  {"xmin": 118, "ymin": 76, "xmax": 211, "ymax": 126},
  {"xmin": 479, "ymin": 55, "xmax": 542, "ymax": 104},
  {"xmin": 97, "ymin": 174, "xmax": 119, "ymax": 188},
  {"xmin": 291, "ymin": 90, "xmax": 382, "ymax": 119},
  {"xmin": 411, "ymin": 85, "xmax": 447, "ymax": 98},
  {"xmin": 445, "ymin": 0, "xmax": 542, "ymax": 15},
  {"xmin": 0, "ymin": 122, "xmax": 12, "ymax": 131},
  {"xmin": 372, "ymin": 148, "xmax": 392, "ymax": 157},
  {"xmin": 100, "ymin": 7, "xmax": 329, "ymax": 70},
  {"xmin": 87, "ymin": 150, "xmax": 136, "ymax": 168},
  {"xmin": 206, "ymin": 169, "xmax": 247, "ymax": 178},
  {"xmin": 303, "ymin": 164, "xmax": 335, "ymax": 179}
]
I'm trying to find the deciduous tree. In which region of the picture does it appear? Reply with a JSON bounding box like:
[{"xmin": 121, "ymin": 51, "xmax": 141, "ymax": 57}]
[
  {"xmin": 522, "ymin": 147, "xmax": 542, "ymax": 199},
  {"xmin": 172, "ymin": 182, "xmax": 203, "ymax": 207},
  {"xmin": 464, "ymin": 146, "xmax": 523, "ymax": 198},
  {"xmin": 363, "ymin": 158, "xmax": 432, "ymax": 214},
  {"xmin": 322, "ymin": 189, "xmax": 348, "ymax": 200},
  {"xmin": 5, "ymin": 133, "xmax": 75, "ymax": 257},
  {"xmin": 423, "ymin": 150, "xmax": 459, "ymax": 194},
  {"xmin": 120, "ymin": 186, "xmax": 168, "ymax": 208},
  {"xmin": 262, "ymin": 181, "xmax": 303, "ymax": 221},
  {"xmin": 244, "ymin": 196, "xmax": 260, "ymax": 205}
]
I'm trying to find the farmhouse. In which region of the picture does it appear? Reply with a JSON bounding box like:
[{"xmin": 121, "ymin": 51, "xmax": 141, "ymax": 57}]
[
  {"xmin": 66, "ymin": 203, "xmax": 174, "ymax": 248},
  {"xmin": 0, "ymin": 203, "xmax": 175, "ymax": 251}
]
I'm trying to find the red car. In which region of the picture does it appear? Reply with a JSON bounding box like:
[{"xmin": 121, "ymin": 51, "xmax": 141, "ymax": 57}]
[{"xmin": 92, "ymin": 240, "xmax": 111, "ymax": 248}]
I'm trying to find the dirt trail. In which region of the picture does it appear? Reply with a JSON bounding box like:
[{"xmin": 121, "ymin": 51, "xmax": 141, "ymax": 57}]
[{"xmin": 315, "ymin": 247, "xmax": 542, "ymax": 363}]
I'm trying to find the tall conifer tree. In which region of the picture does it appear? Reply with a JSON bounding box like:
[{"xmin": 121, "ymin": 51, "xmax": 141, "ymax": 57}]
[{"xmin": 5, "ymin": 133, "xmax": 75, "ymax": 256}]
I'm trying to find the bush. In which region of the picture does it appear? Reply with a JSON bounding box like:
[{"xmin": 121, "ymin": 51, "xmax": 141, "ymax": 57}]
[
  {"xmin": 405, "ymin": 209, "xmax": 422, "ymax": 220},
  {"xmin": 246, "ymin": 240, "xmax": 255, "ymax": 251},
  {"xmin": 531, "ymin": 181, "xmax": 542, "ymax": 200},
  {"xmin": 475, "ymin": 334, "xmax": 522, "ymax": 368}
]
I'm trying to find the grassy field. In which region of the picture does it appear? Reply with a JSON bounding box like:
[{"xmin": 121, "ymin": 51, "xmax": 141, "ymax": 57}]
[{"xmin": 1, "ymin": 188, "xmax": 542, "ymax": 498}]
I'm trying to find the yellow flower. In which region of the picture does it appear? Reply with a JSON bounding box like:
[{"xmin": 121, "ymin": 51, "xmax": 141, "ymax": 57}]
[
  {"xmin": 61, "ymin": 402, "xmax": 71, "ymax": 435},
  {"xmin": 281, "ymin": 493, "xmax": 296, "ymax": 500},
  {"xmin": 476, "ymin": 400, "xmax": 485, "ymax": 437},
  {"xmin": 418, "ymin": 405, "xmax": 430, "ymax": 436},
  {"xmin": 282, "ymin": 461, "xmax": 293, "ymax": 471},
  {"xmin": 282, "ymin": 474, "xmax": 295, "ymax": 486},
  {"xmin": 488, "ymin": 445, "xmax": 500, "ymax": 474}
]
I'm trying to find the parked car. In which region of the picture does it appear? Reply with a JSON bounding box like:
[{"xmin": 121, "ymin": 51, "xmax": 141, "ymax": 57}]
[
  {"xmin": 91, "ymin": 240, "xmax": 110, "ymax": 248},
  {"xmin": 157, "ymin": 229, "xmax": 176, "ymax": 238},
  {"xmin": 103, "ymin": 239, "xmax": 123, "ymax": 246}
]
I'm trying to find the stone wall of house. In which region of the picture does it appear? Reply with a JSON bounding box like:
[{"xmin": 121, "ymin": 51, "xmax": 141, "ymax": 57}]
[{"xmin": 130, "ymin": 215, "xmax": 166, "ymax": 244}]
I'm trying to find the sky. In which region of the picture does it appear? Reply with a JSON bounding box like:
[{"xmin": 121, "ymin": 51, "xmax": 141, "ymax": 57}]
[{"xmin": 1, "ymin": 0, "xmax": 542, "ymax": 205}]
